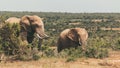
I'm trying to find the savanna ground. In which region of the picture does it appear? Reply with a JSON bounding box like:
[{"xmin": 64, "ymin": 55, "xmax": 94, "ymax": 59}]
[
  {"xmin": 0, "ymin": 50, "xmax": 120, "ymax": 68},
  {"xmin": 1, "ymin": 12, "xmax": 120, "ymax": 68}
]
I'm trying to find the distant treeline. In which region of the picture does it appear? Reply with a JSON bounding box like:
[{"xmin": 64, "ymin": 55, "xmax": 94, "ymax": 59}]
[{"xmin": 1, "ymin": 11, "xmax": 120, "ymax": 39}]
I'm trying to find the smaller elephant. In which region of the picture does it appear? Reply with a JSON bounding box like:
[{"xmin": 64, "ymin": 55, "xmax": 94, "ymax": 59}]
[{"xmin": 57, "ymin": 28, "xmax": 88, "ymax": 52}]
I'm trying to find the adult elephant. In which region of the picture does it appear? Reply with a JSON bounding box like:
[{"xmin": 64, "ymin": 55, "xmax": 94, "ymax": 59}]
[
  {"xmin": 20, "ymin": 15, "xmax": 49, "ymax": 50},
  {"xmin": 5, "ymin": 15, "xmax": 49, "ymax": 50},
  {"xmin": 57, "ymin": 28, "xmax": 88, "ymax": 53}
]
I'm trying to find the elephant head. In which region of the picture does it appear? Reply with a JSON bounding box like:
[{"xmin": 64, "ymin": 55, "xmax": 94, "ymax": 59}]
[
  {"xmin": 67, "ymin": 28, "xmax": 81, "ymax": 46},
  {"xmin": 20, "ymin": 15, "xmax": 49, "ymax": 43},
  {"xmin": 57, "ymin": 28, "xmax": 88, "ymax": 52},
  {"xmin": 67, "ymin": 28, "xmax": 88, "ymax": 49}
]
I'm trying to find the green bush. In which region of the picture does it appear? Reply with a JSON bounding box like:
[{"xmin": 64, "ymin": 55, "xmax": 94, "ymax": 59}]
[
  {"xmin": 66, "ymin": 57, "xmax": 76, "ymax": 62},
  {"xmin": 85, "ymin": 46, "xmax": 108, "ymax": 58},
  {"xmin": 41, "ymin": 46, "xmax": 56, "ymax": 57},
  {"xmin": 16, "ymin": 47, "xmax": 40, "ymax": 61},
  {"xmin": 58, "ymin": 47, "xmax": 83, "ymax": 62},
  {"xmin": 85, "ymin": 37, "xmax": 109, "ymax": 58},
  {"xmin": 0, "ymin": 23, "xmax": 21, "ymax": 55},
  {"xmin": 0, "ymin": 23, "xmax": 40, "ymax": 61},
  {"xmin": 33, "ymin": 54, "xmax": 41, "ymax": 60},
  {"xmin": 112, "ymin": 37, "xmax": 120, "ymax": 50},
  {"xmin": 58, "ymin": 47, "xmax": 84, "ymax": 58}
]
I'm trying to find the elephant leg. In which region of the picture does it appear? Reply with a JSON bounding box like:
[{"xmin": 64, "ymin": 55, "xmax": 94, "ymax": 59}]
[
  {"xmin": 57, "ymin": 45, "xmax": 63, "ymax": 53},
  {"xmin": 57, "ymin": 39, "xmax": 63, "ymax": 53},
  {"xmin": 38, "ymin": 38, "xmax": 43, "ymax": 51},
  {"xmin": 57, "ymin": 42, "xmax": 63, "ymax": 53}
]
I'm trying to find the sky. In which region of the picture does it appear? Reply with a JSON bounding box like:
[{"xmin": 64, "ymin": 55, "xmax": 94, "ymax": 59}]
[{"xmin": 0, "ymin": 0, "xmax": 120, "ymax": 13}]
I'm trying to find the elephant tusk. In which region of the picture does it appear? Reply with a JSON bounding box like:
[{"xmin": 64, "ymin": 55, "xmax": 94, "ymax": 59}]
[
  {"xmin": 44, "ymin": 34, "xmax": 49, "ymax": 39},
  {"xmin": 78, "ymin": 42, "xmax": 81, "ymax": 46},
  {"xmin": 36, "ymin": 34, "xmax": 43, "ymax": 39},
  {"xmin": 78, "ymin": 38, "xmax": 81, "ymax": 46},
  {"xmin": 36, "ymin": 33, "xmax": 49, "ymax": 39}
]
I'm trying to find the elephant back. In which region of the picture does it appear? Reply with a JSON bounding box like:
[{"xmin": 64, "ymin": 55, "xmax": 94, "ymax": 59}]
[
  {"xmin": 60, "ymin": 29, "xmax": 70, "ymax": 39},
  {"xmin": 5, "ymin": 17, "xmax": 20, "ymax": 24}
]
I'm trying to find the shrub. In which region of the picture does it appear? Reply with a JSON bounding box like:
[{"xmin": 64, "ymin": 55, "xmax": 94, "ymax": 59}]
[
  {"xmin": 33, "ymin": 54, "xmax": 41, "ymax": 60},
  {"xmin": 58, "ymin": 47, "xmax": 84, "ymax": 58},
  {"xmin": 0, "ymin": 23, "xmax": 40, "ymax": 61},
  {"xmin": 41, "ymin": 45, "xmax": 56, "ymax": 57},
  {"xmin": 85, "ymin": 46, "xmax": 108, "ymax": 58},
  {"xmin": 66, "ymin": 57, "xmax": 76, "ymax": 62},
  {"xmin": 16, "ymin": 47, "xmax": 40, "ymax": 61},
  {"xmin": 112, "ymin": 37, "xmax": 120, "ymax": 50},
  {"xmin": 0, "ymin": 23, "xmax": 21, "ymax": 55},
  {"xmin": 85, "ymin": 37, "xmax": 109, "ymax": 58}
]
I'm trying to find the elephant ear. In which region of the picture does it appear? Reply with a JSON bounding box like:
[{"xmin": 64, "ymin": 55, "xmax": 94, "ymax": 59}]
[
  {"xmin": 20, "ymin": 15, "xmax": 31, "ymax": 31},
  {"xmin": 26, "ymin": 16, "xmax": 34, "ymax": 22},
  {"xmin": 67, "ymin": 29, "xmax": 78, "ymax": 41}
]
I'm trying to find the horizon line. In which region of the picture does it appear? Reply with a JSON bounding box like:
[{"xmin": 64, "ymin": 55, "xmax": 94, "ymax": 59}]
[{"xmin": 0, "ymin": 10, "xmax": 120, "ymax": 13}]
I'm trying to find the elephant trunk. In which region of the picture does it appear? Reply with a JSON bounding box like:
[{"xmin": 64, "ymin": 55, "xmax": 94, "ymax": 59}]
[
  {"xmin": 36, "ymin": 27, "xmax": 49, "ymax": 39},
  {"xmin": 37, "ymin": 33, "xmax": 49, "ymax": 51},
  {"xmin": 38, "ymin": 38, "xmax": 43, "ymax": 51},
  {"xmin": 78, "ymin": 38, "xmax": 86, "ymax": 50}
]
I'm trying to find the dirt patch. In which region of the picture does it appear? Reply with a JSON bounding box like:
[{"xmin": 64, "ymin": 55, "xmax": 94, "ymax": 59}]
[
  {"xmin": 0, "ymin": 51, "xmax": 120, "ymax": 68},
  {"xmin": 98, "ymin": 50, "xmax": 120, "ymax": 68}
]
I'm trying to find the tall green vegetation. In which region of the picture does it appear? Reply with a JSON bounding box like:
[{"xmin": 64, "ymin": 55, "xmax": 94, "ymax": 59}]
[
  {"xmin": 0, "ymin": 23, "xmax": 40, "ymax": 61},
  {"xmin": 0, "ymin": 12, "xmax": 120, "ymax": 61},
  {"xmin": 0, "ymin": 23, "xmax": 21, "ymax": 55}
]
